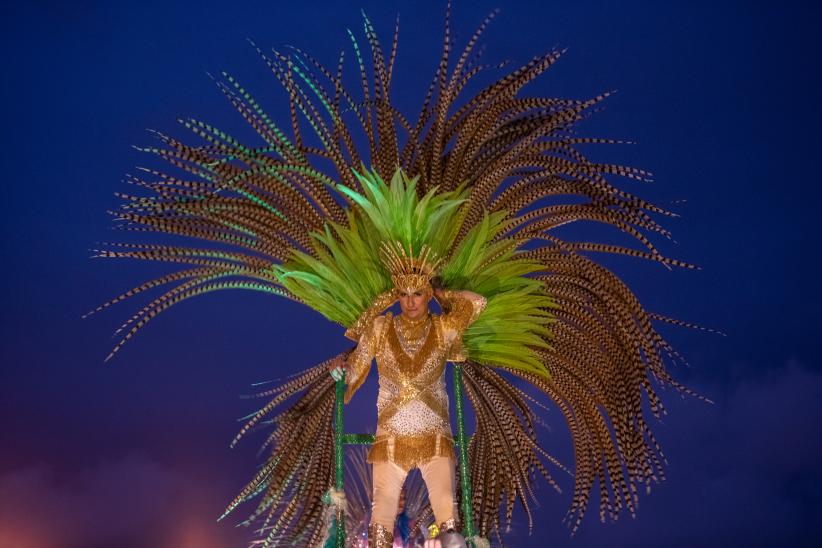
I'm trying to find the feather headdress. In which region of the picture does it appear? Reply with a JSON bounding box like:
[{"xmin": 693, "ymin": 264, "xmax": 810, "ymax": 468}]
[{"xmin": 379, "ymin": 240, "xmax": 443, "ymax": 293}]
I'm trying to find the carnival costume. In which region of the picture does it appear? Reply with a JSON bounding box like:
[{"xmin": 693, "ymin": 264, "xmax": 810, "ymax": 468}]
[
  {"xmin": 89, "ymin": 3, "xmax": 714, "ymax": 546},
  {"xmin": 344, "ymin": 242, "xmax": 486, "ymax": 544}
]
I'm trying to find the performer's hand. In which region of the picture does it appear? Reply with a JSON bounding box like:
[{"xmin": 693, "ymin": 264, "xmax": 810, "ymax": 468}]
[
  {"xmin": 330, "ymin": 364, "xmax": 346, "ymax": 382},
  {"xmin": 423, "ymin": 539, "xmax": 442, "ymax": 548}
]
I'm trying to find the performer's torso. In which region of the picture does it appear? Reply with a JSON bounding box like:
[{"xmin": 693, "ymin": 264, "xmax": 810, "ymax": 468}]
[
  {"xmin": 375, "ymin": 311, "xmax": 451, "ymax": 437},
  {"xmin": 368, "ymin": 311, "xmax": 458, "ymax": 469}
]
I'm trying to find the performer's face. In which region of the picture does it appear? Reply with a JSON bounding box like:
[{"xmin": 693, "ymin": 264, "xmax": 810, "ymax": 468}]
[{"xmin": 397, "ymin": 285, "xmax": 432, "ymax": 320}]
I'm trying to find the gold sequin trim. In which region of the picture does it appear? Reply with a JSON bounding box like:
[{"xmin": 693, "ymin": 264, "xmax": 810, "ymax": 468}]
[
  {"xmin": 385, "ymin": 312, "xmax": 438, "ymax": 378},
  {"xmin": 367, "ymin": 433, "xmax": 455, "ymax": 472}
]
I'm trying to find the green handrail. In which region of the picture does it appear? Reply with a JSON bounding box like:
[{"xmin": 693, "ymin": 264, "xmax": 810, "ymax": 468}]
[
  {"xmin": 452, "ymin": 363, "xmax": 476, "ymax": 542},
  {"xmin": 332, "ymin": 363, "xmax": 475, "ymax": 546},
  {"xmin": 333, "ymin": 374, "xmax": 346, "ymax": 547}
]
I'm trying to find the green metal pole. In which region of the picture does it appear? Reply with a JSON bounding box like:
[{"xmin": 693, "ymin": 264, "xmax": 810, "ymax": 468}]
[
  {"xmin": 452, "ymin": 363, "xmax": 476, "ymax": 544},
  {"xmin": 334, "ymin": 375, "xmax": 346, "ymax": 547}
]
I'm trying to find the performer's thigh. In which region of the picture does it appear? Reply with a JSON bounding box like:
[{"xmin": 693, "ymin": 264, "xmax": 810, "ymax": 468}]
[
  {"xmin": 371, "ymin": 460, "xmax": 408, "ymax": 528},
  {"xmin": 418, "ymin": 456, "xmax": 456, "ymax": 523}
]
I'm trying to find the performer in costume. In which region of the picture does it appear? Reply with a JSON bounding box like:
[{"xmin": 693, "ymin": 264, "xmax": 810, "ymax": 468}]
[
  {"xmin": 88, "ymin": 3, "xmax": 718, "ymax": 546},
  {"xmin": 331, "ymin": 241, "xmax": 486, "ymax": 546}
]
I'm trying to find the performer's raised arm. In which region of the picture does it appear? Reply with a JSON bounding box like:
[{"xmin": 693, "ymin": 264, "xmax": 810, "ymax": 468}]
[
  {"xmin": 344, "ymin": 289, "xmax": 397, "ymax": 342},
  {"xmin": 430, "ymin": 277, "xmax": 487, "ymax": 364},
  {"xmin": 432, "ymin": 279, "xmax": 487, "ymax": 334}
]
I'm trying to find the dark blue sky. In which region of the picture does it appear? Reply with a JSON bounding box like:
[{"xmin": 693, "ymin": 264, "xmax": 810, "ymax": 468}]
[{"xmin": 2, "ymin": 1, "xmax": 821, "ymax": 546}]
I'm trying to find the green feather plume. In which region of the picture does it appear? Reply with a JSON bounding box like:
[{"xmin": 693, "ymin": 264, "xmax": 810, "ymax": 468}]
[{"xmin": 275, "ymin": 166, "xmax": 555, "ymax": 378}]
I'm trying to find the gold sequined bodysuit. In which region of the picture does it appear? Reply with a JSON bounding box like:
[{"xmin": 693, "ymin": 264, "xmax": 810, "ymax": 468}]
[{"xmin": 344, "ymin": 290, "xmax": 487, "ymax": 471}]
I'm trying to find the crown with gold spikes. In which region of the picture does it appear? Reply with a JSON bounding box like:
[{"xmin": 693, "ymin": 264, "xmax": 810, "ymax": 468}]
[{"xmin": 379, "ymin": 240, "xmax": 443, "ymax": 293}]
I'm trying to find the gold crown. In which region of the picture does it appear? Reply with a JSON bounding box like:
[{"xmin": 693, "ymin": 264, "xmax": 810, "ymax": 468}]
[{"xmin": 379, "ymin": 240, "xmax": 443, "ymax": 293}]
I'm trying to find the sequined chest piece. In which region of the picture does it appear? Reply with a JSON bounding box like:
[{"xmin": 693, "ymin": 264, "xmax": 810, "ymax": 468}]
[{"xmin": 369, "ymin": 311, "xmax": 455, "ymax": 469}]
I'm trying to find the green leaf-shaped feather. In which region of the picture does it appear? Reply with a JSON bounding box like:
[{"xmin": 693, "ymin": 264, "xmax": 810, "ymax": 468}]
[{"xmin": 276, "ymin": 166, "xmax": 555, "ymax": 378}]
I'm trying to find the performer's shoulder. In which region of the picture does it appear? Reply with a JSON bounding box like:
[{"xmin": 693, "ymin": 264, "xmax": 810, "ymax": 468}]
[
  {"xmin": 373, "ymin": 312, "xmax": 392, "ymax": 335},
  {"xmin": 374, "ymin": 313, "xmax": 390, "ymax": 326}
]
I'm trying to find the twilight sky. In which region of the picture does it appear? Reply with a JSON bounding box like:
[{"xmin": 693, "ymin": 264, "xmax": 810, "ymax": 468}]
[{"xmin": 2, "ymin": 1, "xmax": 821, "ymax": 547}]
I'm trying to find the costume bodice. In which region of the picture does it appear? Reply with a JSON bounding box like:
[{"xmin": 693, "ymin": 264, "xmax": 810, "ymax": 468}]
[
  {"xmin": 374, "ymin": 312, "xmax": 451, "ymax": 437},
  {"xmin": 343, "ymin": 290, "xmax": 487, "ymax": 470}
]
